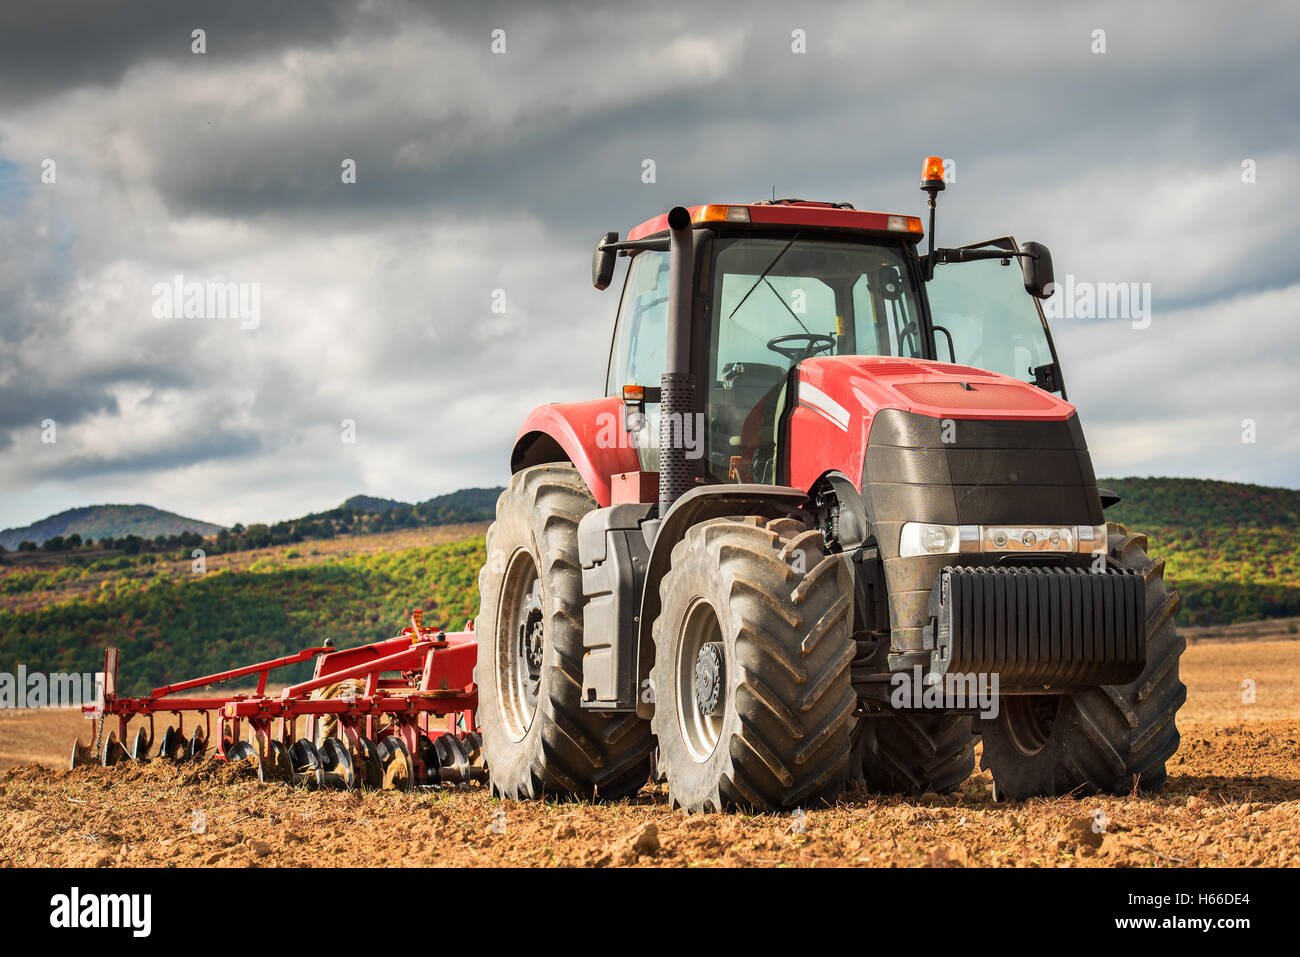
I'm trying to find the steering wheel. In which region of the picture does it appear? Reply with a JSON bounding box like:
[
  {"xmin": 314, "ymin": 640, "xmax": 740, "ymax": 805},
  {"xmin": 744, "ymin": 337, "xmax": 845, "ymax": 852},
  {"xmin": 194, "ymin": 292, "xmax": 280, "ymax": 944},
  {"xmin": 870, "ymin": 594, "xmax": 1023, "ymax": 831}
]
[{"xmin": 766, "ymin": 333, "xmax": 834, "ymax": 362}]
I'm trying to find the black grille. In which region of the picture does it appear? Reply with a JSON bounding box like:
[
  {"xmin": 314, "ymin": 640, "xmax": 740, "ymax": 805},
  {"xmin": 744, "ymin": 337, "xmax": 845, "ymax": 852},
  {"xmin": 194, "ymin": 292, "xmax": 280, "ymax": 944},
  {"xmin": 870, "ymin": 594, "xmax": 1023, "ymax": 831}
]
[{"xmin": 926, "ymin": 566, "xmax": 1146, "ymax": 686}]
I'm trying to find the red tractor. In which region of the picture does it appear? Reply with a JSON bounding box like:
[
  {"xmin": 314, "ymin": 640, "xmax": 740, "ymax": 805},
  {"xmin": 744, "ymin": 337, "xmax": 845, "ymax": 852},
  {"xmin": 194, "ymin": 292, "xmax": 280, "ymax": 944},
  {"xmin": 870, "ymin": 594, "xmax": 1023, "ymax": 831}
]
[{"xmin": 476, "ymin": 158, "xmax": 1185, "ymax": 812}]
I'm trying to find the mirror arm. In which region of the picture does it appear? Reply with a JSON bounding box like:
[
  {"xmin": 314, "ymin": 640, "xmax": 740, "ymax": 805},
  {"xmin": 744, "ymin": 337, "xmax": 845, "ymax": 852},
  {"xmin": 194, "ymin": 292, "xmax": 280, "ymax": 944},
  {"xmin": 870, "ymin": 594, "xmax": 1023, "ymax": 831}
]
[
  {"xmin": 934, "ymin": 247, "xmax": 1036, "ymax": 264},
  {"xmin": 602, "ymin": 237, "xmax": 671, "ymax": 253}
]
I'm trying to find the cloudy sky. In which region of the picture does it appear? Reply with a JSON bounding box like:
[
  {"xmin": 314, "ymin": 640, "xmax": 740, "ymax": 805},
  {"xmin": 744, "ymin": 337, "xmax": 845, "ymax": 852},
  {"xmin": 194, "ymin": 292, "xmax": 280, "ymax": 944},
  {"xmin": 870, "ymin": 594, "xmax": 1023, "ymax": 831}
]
[{"xmin": 1, "ymin": 0, "xmax": 1296, "ymax": 530}]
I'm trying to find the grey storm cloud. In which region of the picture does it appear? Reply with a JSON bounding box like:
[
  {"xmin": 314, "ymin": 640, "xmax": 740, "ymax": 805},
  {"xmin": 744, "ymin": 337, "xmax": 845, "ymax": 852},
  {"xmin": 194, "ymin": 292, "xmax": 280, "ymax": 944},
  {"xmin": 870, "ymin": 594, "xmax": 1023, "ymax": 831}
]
[{"xmin": 0, "ymin": 0, "xmax": 1297, "ymax": 529}]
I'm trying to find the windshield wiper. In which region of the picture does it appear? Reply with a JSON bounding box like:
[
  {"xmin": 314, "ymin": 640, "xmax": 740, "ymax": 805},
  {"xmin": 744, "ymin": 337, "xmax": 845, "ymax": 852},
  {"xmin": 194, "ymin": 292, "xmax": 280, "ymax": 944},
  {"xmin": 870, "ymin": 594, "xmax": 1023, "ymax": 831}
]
[
  {"xmin": 728, "ymin": 233, "xmax": 802, "ymax": 320},
  {"xmin": 763, "ymin": 278, "xmax": 811, "ymax": 335}
]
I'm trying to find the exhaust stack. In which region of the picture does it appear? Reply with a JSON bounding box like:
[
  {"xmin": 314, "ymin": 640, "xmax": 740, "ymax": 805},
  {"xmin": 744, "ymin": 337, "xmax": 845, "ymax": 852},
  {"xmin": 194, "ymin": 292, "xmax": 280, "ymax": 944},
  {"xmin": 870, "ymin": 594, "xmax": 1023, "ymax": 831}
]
[{"xmin": 659, "ymin": 206, "xmax": 696, "ymax": 518}]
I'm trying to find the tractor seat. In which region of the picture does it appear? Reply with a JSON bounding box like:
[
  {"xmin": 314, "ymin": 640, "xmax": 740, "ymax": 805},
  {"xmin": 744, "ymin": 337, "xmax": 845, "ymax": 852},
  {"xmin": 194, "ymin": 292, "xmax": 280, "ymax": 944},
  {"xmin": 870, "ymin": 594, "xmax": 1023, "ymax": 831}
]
[{"xmin": 709, "ymin": 362, "xmax": 789, "ymax": 480}]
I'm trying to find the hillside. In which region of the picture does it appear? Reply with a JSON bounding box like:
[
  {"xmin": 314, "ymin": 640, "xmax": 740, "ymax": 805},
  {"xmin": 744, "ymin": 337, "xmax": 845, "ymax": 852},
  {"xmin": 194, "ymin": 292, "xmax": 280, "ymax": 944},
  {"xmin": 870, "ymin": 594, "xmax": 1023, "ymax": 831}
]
[
  {"xmin": 0, "ymin": 528, "xmax": 486, "ymax": 694},
  {"xmin": 1101, "ymin": 477, "xmax": 1299, "ymax": 531},
  {"xmin": 1100, "ymin": 477, "xmax": 1299, "ymax": 627},
  {"xmin": 0, "ymin": 505, "xmax": 224, "ymax": 551}
]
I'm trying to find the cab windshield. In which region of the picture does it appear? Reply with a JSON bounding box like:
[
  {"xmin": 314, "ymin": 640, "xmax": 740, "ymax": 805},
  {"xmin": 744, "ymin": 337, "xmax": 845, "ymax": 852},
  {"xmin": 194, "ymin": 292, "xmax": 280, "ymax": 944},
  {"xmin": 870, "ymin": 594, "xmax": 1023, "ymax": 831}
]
[{"xmin": 705, "ymin": 235, "xmax": 923, "ymax": 482}]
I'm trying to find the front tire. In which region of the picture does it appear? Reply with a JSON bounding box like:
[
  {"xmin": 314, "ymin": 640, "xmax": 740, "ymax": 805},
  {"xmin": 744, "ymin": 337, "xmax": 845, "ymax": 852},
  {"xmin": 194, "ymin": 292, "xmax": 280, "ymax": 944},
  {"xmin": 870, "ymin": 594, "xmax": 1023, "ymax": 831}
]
[
  {"xmin": 649, "ymin": 516, "xmax": 857, "ymax": 812},
  {"xmin": 475, "ymin": 465, "xmax": 654, "ymax": 801},
  {"xmin": 977, "ymin": 523, "xmax": 1186, "ymax": 799}
]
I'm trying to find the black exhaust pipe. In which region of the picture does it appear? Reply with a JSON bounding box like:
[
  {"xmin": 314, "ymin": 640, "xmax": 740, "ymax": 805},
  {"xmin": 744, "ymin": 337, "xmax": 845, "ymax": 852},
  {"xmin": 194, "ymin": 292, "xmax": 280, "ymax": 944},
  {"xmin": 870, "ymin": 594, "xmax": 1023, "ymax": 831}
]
[{"xmin": 659, "ymin": 206, "xmax": 695, "ymax": 518}]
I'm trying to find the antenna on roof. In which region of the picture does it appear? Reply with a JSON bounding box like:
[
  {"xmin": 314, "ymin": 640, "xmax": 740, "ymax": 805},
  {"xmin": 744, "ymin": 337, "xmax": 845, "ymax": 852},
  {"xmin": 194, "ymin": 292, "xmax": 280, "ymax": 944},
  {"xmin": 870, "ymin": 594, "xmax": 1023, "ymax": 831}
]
[{"xmin": 771, "ymin": 185, "xmax": 776, "ymax": 202}]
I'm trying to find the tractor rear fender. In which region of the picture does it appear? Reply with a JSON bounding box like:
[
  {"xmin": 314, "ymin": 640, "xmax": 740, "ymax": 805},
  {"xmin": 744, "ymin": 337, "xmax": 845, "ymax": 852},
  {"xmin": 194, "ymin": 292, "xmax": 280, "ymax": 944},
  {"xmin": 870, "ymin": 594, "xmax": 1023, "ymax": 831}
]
[
  {"xmin": 633, "ymin": 484, "xmax": 808, "ymax": 719},
  {"xmin": 511, "ymin": 396, "xmax": 640, "ymax": 507}
]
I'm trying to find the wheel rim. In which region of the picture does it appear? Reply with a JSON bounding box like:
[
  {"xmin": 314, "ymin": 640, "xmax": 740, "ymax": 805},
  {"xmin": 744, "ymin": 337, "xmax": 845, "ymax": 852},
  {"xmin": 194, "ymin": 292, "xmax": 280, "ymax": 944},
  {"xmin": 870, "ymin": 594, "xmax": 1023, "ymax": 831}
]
[
  {"xmin": 1000, "ymin": 695, "xmax": 1059, "ymax": 756},
  {"xmin": 676, "ymin": 599, "xmax": 726, "ymax": 763},
  {"xmin": 497, "ymin": 549, "xmax": 544, "ymax": 742}
]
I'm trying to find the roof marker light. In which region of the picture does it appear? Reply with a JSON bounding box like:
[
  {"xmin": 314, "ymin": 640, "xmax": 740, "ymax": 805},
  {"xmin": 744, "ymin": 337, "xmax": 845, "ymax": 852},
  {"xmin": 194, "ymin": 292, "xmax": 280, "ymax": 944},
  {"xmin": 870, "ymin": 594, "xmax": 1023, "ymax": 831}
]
[
  {"xmin": 692, "ymin": 205, "xmax": 751, "ymax": 224},
  {"xmin": 887, "ymin": 215, "xmax": 925, "ymax": 233}
]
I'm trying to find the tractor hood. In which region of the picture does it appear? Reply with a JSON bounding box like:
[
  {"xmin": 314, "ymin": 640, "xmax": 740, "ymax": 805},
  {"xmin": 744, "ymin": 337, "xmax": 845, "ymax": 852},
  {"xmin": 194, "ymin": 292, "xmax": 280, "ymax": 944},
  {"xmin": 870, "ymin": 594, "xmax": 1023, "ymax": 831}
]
[
  {"xmin": 785, "ymin": 355, "xmax": 1080, "ymax": 494},
  {"xmin": 795, "ymin": 355, "xmax": 1074, "ymax": 427}
]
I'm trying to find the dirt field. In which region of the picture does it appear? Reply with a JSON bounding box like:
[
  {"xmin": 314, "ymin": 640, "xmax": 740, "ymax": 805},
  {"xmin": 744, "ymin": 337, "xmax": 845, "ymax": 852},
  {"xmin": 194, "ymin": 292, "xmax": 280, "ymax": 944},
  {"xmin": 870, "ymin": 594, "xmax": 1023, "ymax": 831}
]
[{"xmin": 1, "ymin": 637, "xmax": 1297, "ymax": 868}]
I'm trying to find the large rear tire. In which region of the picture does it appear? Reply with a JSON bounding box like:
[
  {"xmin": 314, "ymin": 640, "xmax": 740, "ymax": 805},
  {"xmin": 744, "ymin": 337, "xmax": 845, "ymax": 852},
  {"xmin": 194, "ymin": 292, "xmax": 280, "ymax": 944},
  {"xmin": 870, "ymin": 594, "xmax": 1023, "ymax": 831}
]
[
  {"xmin": 976, "ymin": 523, "xmax": 1186, "ymax": 799},
  {"xmin": 475, "ymin": 465, "xmax": 654, "ymax": 801},
  {"xmin": 649, "ymin": 516, "xmax": 856, "ymax": 812}
]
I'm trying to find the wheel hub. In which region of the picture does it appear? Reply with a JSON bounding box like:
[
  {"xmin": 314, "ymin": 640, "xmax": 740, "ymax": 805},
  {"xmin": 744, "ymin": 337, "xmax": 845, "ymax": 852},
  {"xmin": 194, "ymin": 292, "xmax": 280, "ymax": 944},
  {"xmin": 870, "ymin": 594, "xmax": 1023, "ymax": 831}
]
[
  {"xmin": 517, "ymin": 580, "xmax": 545, "ymax": 703},
  {"xmin": 676, "ymin": 600, "xmax": 726, "ymax": 763},
  {"xmin": 1002, "ymin": 695, "xmax": 1059, "ymax": 756},
  {"xmin": 694, "ymin": 641, "xmax": 726, "ymax": 717}
]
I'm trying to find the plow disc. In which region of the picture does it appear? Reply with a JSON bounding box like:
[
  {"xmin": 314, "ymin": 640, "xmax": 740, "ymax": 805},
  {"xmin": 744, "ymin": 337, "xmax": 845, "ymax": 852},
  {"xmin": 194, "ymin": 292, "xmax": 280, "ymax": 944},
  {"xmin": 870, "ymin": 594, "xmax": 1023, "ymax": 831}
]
[
  {"xmin": 157, "ymin": 726, "xmax": 186, "ymax": 761},
  {"xmin": 377, "ymin": 737, "xmax": 414, "ymax": 793},
  {"xmin": 70, "ymin": 737, "xmax": 97, "ymax": 770},
  {"xmin": 130, "ymin": 727, "xmax": 152, "ymax": 762},
  {"xmin": 423, "ymin": 731, "xmax": 488, "ymax": 786},
  {"xmin": 290, "ymin": 739, "xmax": 324, "ymax": 790},
  {"xmin": 319, "ymin": 737, "xmax": 356, "ymax": 790},
  {"xmin": 354, "ymin": 736, "xmax": 384, "ymax": 789},
  {"xmin": 100, "ymin": 730, "xmax": 128, "ymax": 767}
]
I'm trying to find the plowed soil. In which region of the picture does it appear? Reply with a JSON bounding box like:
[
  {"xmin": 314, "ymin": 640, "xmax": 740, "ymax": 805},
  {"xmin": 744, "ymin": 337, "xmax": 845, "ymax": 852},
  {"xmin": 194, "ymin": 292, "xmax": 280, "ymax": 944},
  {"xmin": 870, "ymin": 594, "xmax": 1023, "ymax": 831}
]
[{"xmin": 1, "ymin": 637, "xmax": 1297, "ymax": 868}]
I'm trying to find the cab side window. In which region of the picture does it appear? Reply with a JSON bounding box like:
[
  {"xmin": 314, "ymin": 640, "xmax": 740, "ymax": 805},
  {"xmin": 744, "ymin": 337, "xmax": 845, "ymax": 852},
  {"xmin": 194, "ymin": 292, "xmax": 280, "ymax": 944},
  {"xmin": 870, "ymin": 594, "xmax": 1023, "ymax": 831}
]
[
  {"xmin": 606, "ymin": 250, "xmax": 670, "ymax": 394},
  {"xmin": 606, "ymin": 250, "xmax": 670, "ymax": 471}
]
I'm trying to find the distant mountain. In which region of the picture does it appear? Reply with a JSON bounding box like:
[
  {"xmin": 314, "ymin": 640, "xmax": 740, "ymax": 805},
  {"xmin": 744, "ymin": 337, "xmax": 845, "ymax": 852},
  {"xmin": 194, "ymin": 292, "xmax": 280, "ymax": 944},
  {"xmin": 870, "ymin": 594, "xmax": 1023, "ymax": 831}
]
[
  {"xmin": 339, "ymin": 495, "xmax": 410, "ymax": 513},
  {"xmin": 414, "ymin": 487, "xmax": 502, "ymax": 524},
  {"xmin": 0, "ymin": 505, "xmax": 225, "ymax": 550}
]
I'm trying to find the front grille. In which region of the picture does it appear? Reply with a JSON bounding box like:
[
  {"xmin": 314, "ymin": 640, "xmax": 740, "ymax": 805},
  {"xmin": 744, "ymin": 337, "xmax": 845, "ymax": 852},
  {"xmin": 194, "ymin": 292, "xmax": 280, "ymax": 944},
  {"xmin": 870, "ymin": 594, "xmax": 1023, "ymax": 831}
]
[{"xmin": 926, "ymin": 565, "xmax": 1146, "ymax": 686}]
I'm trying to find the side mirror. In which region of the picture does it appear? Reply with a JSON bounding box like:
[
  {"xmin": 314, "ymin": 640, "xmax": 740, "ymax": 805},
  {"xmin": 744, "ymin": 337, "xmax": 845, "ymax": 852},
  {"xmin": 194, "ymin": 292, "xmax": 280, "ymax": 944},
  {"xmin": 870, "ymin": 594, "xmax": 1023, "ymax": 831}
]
[
  {"xmin": 1019, "ymin": 241, "xmax": 1054, "ymax": 299},
  {"xmin": 592, "ymin": 231, "xmax": 618, "ymax": 290}
]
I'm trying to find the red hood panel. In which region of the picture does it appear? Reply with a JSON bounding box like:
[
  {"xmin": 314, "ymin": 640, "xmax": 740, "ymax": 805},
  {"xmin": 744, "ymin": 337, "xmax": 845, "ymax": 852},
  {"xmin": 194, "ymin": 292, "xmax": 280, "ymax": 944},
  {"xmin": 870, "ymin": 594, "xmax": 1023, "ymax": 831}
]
[
  {"xmin": 785, "ymin": 356, "xmax": 1077, "ymax": 493},
  {"xmin": 801, "ymin": 356, "xmax": 1074, "ymax": 422}
]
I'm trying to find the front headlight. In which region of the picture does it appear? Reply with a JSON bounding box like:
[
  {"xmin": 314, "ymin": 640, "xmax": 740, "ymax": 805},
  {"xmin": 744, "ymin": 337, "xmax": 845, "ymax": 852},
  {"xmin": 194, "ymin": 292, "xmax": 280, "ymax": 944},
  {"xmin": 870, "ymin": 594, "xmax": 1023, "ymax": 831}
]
[
  {"xmin": 899, "ymin": 522, "xmax": 1109, "ymax": 557},
  {"xmin": 899, "ymin": 522, "xmax": 959, "ymax": 557}
]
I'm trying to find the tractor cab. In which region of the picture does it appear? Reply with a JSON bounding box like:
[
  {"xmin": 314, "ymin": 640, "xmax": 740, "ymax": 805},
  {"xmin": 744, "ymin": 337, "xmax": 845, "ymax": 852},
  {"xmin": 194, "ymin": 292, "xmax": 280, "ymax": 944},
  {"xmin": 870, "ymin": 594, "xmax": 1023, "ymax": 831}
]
[{"xmin": 601, "ymin": 190, "xmax": 1063, "ymax": 488}]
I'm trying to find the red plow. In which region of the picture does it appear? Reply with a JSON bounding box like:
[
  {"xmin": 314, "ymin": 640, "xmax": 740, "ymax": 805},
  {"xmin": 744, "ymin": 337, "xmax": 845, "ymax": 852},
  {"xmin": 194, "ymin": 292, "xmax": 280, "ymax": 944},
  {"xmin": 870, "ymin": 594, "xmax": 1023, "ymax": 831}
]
[{"xmin": 71, "ymin": 610, "xmax": 486, "ymax": 791}]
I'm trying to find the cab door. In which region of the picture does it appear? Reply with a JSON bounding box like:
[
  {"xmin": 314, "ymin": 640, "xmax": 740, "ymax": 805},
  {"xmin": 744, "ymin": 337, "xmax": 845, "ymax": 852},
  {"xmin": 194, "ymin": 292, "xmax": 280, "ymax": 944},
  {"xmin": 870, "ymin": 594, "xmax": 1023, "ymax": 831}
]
[{"xmin": 926, "ymin": 236, "xmax": 1066, "ymax": 397}]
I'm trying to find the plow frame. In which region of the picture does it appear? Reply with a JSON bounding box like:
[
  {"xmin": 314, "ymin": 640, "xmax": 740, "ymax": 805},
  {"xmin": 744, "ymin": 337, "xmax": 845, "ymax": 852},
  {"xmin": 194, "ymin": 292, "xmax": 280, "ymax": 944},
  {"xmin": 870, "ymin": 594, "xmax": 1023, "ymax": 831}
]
[{"xmin": 75, "ymin": 611, "xmax": 483, "ymax": 788}]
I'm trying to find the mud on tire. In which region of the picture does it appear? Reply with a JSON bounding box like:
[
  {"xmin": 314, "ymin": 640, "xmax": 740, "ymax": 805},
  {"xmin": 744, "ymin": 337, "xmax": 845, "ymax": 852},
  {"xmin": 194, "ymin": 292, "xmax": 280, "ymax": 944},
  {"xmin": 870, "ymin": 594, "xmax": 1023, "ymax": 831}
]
[
  {"xmin": 649, "ymin": 515, "xmax": 856, "ymax": 812},
  {"xmin": 475, "ymin": 464, "xmax": 654, "ymax": 801},
  {"xmin": 976, "ymin": 523, "xmax": 1186, "ymax": 799}
]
